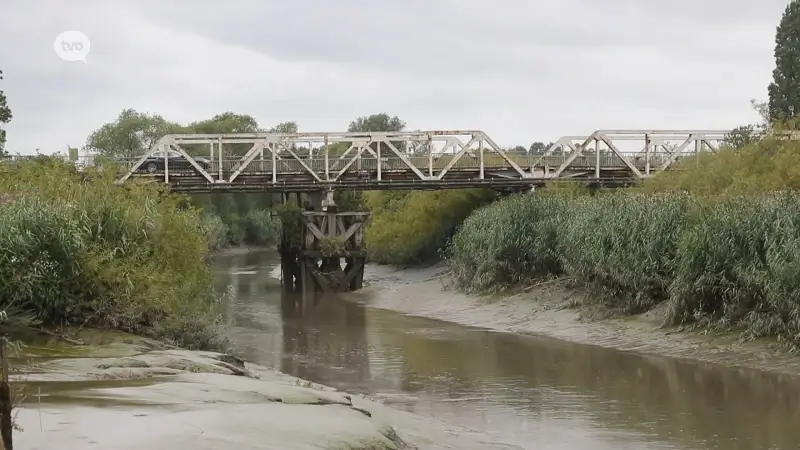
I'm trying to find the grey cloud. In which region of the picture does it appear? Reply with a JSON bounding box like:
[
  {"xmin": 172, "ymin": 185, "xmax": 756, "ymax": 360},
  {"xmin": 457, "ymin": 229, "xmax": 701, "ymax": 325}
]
[
  {"xmin": 130, "ymin": 0, "xmax": 782, "ymax": 70},
  {"xmin": 0, "ymin": 0, "xmax": 788, "ymax": 152}
]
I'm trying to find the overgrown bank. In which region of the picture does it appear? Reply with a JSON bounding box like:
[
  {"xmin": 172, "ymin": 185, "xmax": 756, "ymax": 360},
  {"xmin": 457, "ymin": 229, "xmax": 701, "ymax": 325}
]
[
  {"xmin": 0, "ymin": 158, "xmax": 228, "ymax": 350},
  {"xmin": 359, "ymin": 189, "xmax": 497, "ymax": 266},
  {"xmin": 192, "ymin": 193, "xmax": 282, "ymax": 252},
  {"xmin": 199, "ymin": 207, "xmax": 280, "ymax": 252},
  {"xmin": 447, "ymin": 134, "xmax": 800, "ymax": 349}
]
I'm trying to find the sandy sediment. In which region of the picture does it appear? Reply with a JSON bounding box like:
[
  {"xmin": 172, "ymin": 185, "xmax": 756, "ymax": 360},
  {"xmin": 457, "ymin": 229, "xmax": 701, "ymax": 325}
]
[
  {"xmin": 357, "ymin": 263, "xmax": 800, "ymax": 377},
  {"xmin": 12, "ymin": 340, "xmax": 520, "ymax": 450}
]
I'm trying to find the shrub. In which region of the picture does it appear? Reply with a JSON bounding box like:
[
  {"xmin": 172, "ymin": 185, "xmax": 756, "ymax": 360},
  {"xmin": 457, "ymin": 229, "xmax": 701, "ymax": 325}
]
[
  {"xmin": 0, "ymin": 157, "xmax": 227, "ymax": 350},
  {"xmin": 364, "ymin": 189, "xmax": 496, "ymax": 266},
  {"xmin": 273, "ymin": 202, "xmax": 302, "ymax": 248},
  {"xmin": 240, "ymin": 209, "xmax": 280, "ymax": 246},
  {"xmin": 200, "ymin": 213, "xmax": 230, "ymax": 252},
  {"xmin": 639, "ymin": 133, "xmax": 800, "ymax": 198}
]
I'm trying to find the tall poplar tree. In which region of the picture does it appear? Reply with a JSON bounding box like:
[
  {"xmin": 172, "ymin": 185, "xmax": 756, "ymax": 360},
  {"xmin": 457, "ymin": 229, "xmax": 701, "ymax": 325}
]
[
  {"xmin": 768, "ymin": 1, "xmax": 800, "ymax": 122},
  {"xmin": 0, "ymin": 70, "xmax": 11, "ymax": 155}
]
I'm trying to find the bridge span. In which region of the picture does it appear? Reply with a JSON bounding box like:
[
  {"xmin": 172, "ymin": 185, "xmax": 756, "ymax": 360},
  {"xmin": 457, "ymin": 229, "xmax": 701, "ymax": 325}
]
[{"xmin": 111, "ymin": 129, "xmax": 730, "ymax": 193}]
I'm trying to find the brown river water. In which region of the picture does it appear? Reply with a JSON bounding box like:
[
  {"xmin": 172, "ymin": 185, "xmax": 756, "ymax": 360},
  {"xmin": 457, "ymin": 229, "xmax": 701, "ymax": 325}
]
[{"xmin": 216, "ymin": 249, "xmax": 800, "ymax": 450}]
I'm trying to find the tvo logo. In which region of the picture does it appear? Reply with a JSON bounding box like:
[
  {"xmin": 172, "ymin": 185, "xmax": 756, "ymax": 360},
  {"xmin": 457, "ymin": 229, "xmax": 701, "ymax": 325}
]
[{"xmin": 53, "ymin": 30, "xmax": 91, "ymax": 63}]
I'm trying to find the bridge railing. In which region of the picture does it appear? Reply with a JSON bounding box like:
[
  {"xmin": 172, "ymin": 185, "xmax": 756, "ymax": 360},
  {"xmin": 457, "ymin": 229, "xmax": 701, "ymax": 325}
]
[
  {"xmin": 104, "ymin": 152, "xmax": 677, "ymax": 175},
  {"xmin": 0, "ymin": 148, "xmax": 680, "ymax": 181}
]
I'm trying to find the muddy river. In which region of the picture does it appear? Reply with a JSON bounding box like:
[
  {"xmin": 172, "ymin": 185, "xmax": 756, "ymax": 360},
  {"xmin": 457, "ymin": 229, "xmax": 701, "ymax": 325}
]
[{"xmin": 216, "ymin": 249, "xmax": 800, "ymax": 450}]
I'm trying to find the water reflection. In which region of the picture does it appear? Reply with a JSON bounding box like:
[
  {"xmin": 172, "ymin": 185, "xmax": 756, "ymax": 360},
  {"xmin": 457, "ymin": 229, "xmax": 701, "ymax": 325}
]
[
  {"xmin": 216, "ymin": 250, "xmax": 800, "ymax": 450},
  {"xmin": 280, "ymin": 293, "xmax": 372, "ymax": 392}
]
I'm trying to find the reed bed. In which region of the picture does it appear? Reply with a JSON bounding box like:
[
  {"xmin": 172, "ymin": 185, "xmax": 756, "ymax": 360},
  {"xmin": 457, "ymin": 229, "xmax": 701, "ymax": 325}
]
[{"xmin": 447, "ymin": 185, "xmax": 800, "ymax": 347}]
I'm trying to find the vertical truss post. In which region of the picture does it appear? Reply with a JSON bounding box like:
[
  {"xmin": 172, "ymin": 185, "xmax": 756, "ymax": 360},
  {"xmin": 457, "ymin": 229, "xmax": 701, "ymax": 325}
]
[
  {"xmin": 217, "ymin": 136, "xmax": 223, "ymax": 181},
  {"xmin": 479, "ymin": 138, "xmax": 484, "ymax": 180},
  {"xmin": 377, "ymin": 141, "xmax": 382, "ymax": 181},
  {"xmin": 428, "ymin": 134, "xmax": 433, "ymax": 177},
  {"xmin": 163, "ymin": 144, "xmax": 169, "ymax": 183},
  {"xmin": 271, "ymin": 142, "xmax": 277, "ymax": 184},
  {"xmin": 208, "ymin": 142, "xmax": 216, "ymax": 181},
  {"xmin": 324, "ymin": 135, "xmax": 330, "ymax": 181},
  {"xmin": 645, "ymin": 133, "xmax": 651, "ymax": 176},
  {"xmin": 594, "ymin": 138, "xmax": 600, "ymax": 179}
]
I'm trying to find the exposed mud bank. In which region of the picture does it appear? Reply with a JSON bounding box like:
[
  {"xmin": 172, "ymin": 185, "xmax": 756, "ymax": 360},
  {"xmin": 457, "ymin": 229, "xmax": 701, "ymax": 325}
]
[
  {"xmin": 214, "ymin": 245, "xmax": 272, "ymax": 258},
  {"xmin": 11, "ymin": 332, "xmax": 520, "ymax": 450},
  {"xmin": 355, "ymin": 263, "xmax": 800, "ymax": 378}
]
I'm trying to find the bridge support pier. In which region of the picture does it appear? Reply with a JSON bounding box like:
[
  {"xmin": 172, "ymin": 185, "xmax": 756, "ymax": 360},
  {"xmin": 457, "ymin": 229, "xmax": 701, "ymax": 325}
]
[{"xmin": 278, "ymin": 191, "xmax": 369, "ymax": 313}]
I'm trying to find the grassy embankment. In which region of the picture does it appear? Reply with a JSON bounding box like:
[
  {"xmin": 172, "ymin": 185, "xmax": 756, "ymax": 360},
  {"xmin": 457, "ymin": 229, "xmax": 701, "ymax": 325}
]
[
  {"xmin": 446, "ymin": 133, "xmax": 800, "ymax": 350},
  {"xmin": 0, "ymin": 157, "xmax": 229, "ymax": 350}
]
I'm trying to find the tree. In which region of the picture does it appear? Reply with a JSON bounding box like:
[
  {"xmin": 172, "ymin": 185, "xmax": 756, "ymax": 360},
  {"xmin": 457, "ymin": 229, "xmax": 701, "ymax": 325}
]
[
  {"xmin": 186, "ymin": 112, "xmax": 261, "ymax": 135},
  {"xmin": 529, "ymin": 141, "xmax": 554, "ymax": 154},
  {"xmin": 348, "ymin": 113, "xmax": 405, "ymax": 133},
  {"xmin": 768, "ymin": 1, "xmax": 800, "ymax": 122},
  {"xmin": 510, "ymin": 145, "xmax": 527, "ymax": 153},
  {"xmin": 346, "ymin": 113, "xmax": 407, "ymax": 155},
  {"xmin": 724, "ymin": 125, "xmax": 760, "ymax": 150},
  {"xmin": 269, "ymin": 121, "xmax": 298, "ymax": 133},
  {"xmin": 185, "ymin": 112, "xmax": 263, "ymax": 157},
  {"xmin": 751, "ymin": 99, "xmax": 770, "ymax": 127},
  {"xmin": 85, "ymin": 109, "xmax": 183, "ymax": 158},
  {"xmin": 0, "ymin": 69, "xmax": 11, "ymax": 156}
]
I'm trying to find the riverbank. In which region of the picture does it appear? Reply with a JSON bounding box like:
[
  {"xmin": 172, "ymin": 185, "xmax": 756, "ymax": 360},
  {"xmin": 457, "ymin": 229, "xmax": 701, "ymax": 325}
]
[
  {"xmin": 354, "ymin": 263, "xmax": 800, "ymax": 378},
  {"xmin": 11, "ymin": 330, "xmax": 521, "ymax": 449},
  {"xmin": 0, "ymin": 158, "xmax": 230, "ymax": 351},
  {"xmin": 214, "ymin": 245, "xmax": 272, "ymax": 257}
]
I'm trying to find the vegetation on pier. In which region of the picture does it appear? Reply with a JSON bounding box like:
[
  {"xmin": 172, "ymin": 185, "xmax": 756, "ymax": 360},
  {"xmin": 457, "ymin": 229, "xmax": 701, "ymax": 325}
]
[{"xmin": 0, "ymin": 158, "xmax": 227, "ymax": 350}]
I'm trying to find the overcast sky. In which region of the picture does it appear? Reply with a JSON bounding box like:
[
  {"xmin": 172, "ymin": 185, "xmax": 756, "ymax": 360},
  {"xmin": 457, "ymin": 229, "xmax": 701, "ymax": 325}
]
[{"xmin": 0, "ymin": 0, "xmax": 789, "ymax": 153}]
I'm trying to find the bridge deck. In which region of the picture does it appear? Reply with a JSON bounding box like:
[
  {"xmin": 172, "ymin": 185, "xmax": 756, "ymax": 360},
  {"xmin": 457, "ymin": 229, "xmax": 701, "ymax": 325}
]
[{"xmin": 113, "ymin": 153, "xmax": 657, "ymax": 192}]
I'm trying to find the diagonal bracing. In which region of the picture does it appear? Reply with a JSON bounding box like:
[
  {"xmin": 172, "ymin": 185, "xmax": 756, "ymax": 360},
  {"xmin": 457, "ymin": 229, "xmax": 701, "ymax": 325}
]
[{"xmin": 111, "ymin": 129, "xmax": 763, "ymax": 191}]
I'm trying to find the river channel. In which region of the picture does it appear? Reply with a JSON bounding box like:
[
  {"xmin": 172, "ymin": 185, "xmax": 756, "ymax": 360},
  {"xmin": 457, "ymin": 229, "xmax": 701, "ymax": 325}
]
[{"xmin": 216, "ymin": 249, "xmax": 800, "ymax": 450}]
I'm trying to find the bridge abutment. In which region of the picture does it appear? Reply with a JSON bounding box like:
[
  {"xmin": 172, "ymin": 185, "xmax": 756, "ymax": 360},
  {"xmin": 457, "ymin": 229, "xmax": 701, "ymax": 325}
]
[{"xmin": 278, "ymin": 191, "xmax": 369, "ymax": 313}]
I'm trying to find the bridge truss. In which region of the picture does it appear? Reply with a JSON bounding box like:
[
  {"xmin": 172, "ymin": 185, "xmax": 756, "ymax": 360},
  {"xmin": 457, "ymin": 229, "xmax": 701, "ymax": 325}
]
[{"xmin": 111, "ymin": 129, "xmax": 732, "ymax": 193}]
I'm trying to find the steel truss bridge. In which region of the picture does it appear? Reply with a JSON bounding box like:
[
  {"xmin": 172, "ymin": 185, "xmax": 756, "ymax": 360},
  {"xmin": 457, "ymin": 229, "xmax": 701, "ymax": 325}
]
[{"xmin": 106, "ymin": 129, "xmax": 732, "ymax": 193}]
